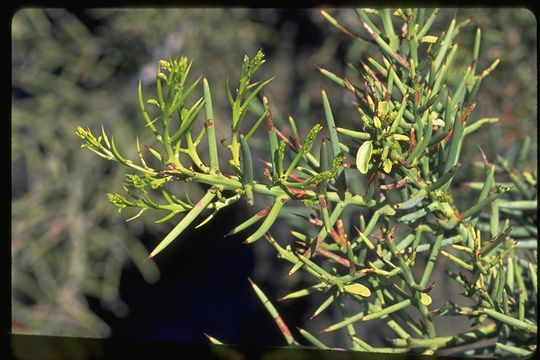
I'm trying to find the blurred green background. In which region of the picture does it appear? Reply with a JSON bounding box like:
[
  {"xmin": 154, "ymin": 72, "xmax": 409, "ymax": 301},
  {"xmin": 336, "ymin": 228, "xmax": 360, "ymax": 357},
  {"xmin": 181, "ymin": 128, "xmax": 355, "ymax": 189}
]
[{"xmin": 12, "ymin": 8, "xmax": 536, "ymax": 346}]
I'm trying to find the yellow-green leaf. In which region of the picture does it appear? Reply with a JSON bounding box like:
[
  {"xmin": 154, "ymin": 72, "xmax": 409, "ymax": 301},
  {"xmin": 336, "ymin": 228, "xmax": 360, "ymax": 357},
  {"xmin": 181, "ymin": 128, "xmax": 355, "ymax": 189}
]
[
  {"xmin": 147, "ymin": 147, "xmax": 163, "ymax": 162},
  {"xmin": 378, "ymin": 101, "xmax": 390, "ymax": 117},
  {"xmin": 373, "ymin": 116, "xmax": 382, "ymax": 129},
  {"xmin": 420, "ymin": 293, "xmax": 432, "ymax": 306},
  {"xmin": 356, "ymin": 141, "xmax": 373, "ymax": 174},
  {"xmin": 344, "ymin": 283, "xmax": 371, "ymax": 297},
  {"xmin": 523, "ymin": 171, "xmax": 535, "ymax": 185},
  {"xmin": 393, "ymin": 134, "xmax": 409, "ymax": 141},
  {"xmin": 393, "ymin": 9, "xmax": 406, "ymax": 18},
  {"xmin": 383, "ymin": 159, "xmax": 393, "ymax": 174},
  {"xmin": 421, "ymin": 35, "xmax": 438, "ymax": 43},
  {"xmin": 476, "ymin": 273, "xmax": 485, "ymax": 289},
  {"xmin": 146, "ymin": 99, "xmax": 160, "ymax": 107}
]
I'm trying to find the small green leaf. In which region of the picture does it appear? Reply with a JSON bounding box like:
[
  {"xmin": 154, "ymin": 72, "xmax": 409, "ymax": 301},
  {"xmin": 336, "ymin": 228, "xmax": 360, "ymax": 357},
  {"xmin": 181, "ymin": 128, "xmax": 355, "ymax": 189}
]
[
  {"xmin": 107, "ymin": 192, "xmax": 134, "ymax": 212},
  {"xmin": 373, "ymin": 116, "xmax": 382, "ymax": 129},
  {"xmin": 393, "ymin": 134, "xmax": 409, "ymax": 141},
  {"xmin": 383, "ymin": 158, "xmax": 393, "ymax": 174},
  {"xmin": 356, "ymin": 141, "xmax": 373, "ymax": 174},
  {"xmin": 146, "ymin": 99, "xmax": 160, "ymax": 107},
  {"xmin": 377, "ymin": 101, "xmax": 390, "ymax": 117},
  {"xmin": 344, "ymin": 283, "xmax": 371, "ymax": 297},
  {"xmin": 147, "ymin": 147, "xmax": 162, "ymax": 162},
  {"xmin": 420, "ymin": 35, "xmax": 438, "ymax": 43}
]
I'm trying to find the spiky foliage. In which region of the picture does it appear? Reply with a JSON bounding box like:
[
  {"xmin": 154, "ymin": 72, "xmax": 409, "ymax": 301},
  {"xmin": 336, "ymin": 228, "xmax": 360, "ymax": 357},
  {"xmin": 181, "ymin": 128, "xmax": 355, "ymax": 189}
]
[{"xmin": 77, "ymin": 8, "xmax": 536, "ymax": 356}]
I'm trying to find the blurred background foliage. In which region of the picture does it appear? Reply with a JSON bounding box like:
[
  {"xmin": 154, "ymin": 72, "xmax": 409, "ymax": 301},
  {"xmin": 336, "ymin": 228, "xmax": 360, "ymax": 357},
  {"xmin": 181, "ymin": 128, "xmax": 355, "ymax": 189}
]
[{"xmin": 12, "ymin": 7, "xmax": 536, "ymax": 346}]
